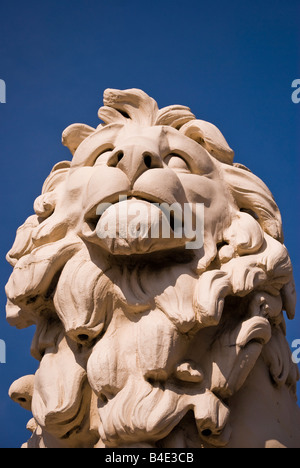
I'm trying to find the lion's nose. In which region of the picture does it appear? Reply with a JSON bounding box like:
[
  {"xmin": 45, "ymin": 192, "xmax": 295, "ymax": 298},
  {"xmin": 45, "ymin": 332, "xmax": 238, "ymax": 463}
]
[{"xmin": 106, "ymin": 145, "xmax": 163, "ymax": 184}]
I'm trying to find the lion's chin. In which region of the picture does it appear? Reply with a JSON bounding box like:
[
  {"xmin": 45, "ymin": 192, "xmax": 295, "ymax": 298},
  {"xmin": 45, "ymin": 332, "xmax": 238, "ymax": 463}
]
[{"xmin": 81, "ymin": 198, "xmax": 192, "ymax": 256}]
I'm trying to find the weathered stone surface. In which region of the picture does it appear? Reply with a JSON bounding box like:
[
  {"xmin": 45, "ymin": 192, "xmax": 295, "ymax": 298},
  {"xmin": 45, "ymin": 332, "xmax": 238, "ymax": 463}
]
[{"xmin": 6, "ymin": 88, "xmax": 300, "ymax": 448}]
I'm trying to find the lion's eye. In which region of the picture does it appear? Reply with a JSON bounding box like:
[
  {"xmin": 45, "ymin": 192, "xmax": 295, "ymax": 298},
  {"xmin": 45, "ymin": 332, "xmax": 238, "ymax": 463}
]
[
  {"xmin": 94, "ymin": 148, "xmax": 114, "ymax": 165},
  {"xmin": 165, "ymin": 154, "xmax": 190, "ymax": 173}
]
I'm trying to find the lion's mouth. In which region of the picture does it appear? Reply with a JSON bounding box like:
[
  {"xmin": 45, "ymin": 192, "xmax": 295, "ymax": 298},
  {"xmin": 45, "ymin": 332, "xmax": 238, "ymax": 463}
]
[
  {"xmin": 81, "ymin": 192, "xmax": 192, "ymax": 255},
  {"xmin": 83, "ymin": 193, "xmax": 182, "ymax": 236}
]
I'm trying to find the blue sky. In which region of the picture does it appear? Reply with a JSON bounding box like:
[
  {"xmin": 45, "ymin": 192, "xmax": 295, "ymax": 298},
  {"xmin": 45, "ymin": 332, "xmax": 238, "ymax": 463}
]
[{"xmin": 0, "ymin": 0, "xmax": 299, "ymax": 448}]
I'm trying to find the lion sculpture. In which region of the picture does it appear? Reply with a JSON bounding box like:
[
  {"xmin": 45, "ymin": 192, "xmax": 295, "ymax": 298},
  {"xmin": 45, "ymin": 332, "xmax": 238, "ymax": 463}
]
[{"xmin": 6, "ymin": 88, "xmax": 300, "ymax": 448}]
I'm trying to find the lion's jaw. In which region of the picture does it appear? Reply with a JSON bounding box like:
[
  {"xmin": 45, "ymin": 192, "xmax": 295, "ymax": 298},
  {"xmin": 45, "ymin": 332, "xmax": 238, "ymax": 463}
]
[{"xmin": 82, "ymin": 197, "xmax": 193, "ymax": 256}]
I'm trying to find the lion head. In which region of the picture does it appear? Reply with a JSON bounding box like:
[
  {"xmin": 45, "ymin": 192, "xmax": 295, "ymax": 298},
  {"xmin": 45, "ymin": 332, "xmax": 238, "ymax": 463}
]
[{"xmin": 6, "ymin": 89, "xmax": 299, "ymax": 448}]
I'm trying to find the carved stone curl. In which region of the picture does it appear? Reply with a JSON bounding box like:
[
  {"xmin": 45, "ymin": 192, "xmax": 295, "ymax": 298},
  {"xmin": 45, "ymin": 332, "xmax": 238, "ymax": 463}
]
[{"xmin": 6, "ymin": 88, "xmax": 300, "ymax": 448}]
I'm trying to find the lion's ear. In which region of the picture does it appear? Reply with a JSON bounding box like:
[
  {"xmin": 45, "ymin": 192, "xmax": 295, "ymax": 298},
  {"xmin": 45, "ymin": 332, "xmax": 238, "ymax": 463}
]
[
  {"xmin": 62, "ymin": 123, "xmax": 95, "ymax": 155},
  {"xmin": 180, "ymin": 120, "xmax": 234, "ymax": 165}
]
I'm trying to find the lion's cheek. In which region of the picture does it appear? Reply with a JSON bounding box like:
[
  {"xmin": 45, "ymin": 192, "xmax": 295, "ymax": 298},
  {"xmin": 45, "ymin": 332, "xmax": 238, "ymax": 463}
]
[
  {"xmin": 177, "ymin": 173, "xmax": 232, "ymax": 241},
  {"xmin": 81, "ymin": 166, "xmax": 130, "ymax": 215}
]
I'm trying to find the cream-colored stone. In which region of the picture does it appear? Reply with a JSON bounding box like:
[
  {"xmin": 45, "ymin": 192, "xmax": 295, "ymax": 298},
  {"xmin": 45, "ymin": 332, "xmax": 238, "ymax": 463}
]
[
  {"xmin": 9, "ymin": 375, "xmax": 34, "ymax": 411},
  {"xmin": 6, "ymin": 88, "xmax": 300, "ymax": 448}
]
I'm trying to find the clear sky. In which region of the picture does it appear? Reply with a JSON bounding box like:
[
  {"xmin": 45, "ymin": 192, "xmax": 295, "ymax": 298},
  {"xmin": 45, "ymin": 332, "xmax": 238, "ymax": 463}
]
[{"xmin": 0, "ymin": 0, "xmax": 299, "ymax": 448}]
